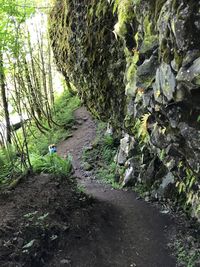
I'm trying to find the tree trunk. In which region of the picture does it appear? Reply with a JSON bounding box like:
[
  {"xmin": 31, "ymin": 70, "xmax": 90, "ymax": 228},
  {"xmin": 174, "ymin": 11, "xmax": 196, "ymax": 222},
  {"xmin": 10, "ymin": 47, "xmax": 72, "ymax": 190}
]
[{"xmin": 0, "ymin": 50, "xmax": 11, "ymax": 144}]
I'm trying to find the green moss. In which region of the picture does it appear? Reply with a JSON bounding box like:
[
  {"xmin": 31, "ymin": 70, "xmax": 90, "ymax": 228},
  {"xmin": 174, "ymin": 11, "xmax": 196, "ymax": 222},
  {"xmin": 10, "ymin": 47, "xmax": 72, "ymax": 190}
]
[
  {"xmin": 163, "ymin": 48, "xmax": 171, "ymax": 64},
  {"xmin": 140, "ymin": 35, "xmax": 158, "ymax": 54},
  {"xmin": 49, "ymin": 0, "xmax": 126, "ymax": 127},
  {"xmin": 140, "ymin": 16, "xmax": 158, "ymax": 53},
  {"xmin": 113, "ymin": 0, "xmax": 135, "ymax": 38},
  {"xmin": 154, "ymin": 0, "xmax": 166, "ymax": 21},
  {"xmin": 143, "ymin": 16, "xmax": 153, "ymax": 36},
  {"xmin": 174, "ymin": 50, "xmax": 183, "ymax": 70},
  {"xmin": 125, "ymin": 50, "xmax": 139, "ymax": 96},
  {"xmin": 88, "ymin": 6, "xmax": 94, "ymax": 18},
  {"xmin": 95, "ymin": 1, "xmax": 107, "ymax": 17},
  {"xmin": 126, "ymin": 52, "xmax": 139, "ymax": 81}
]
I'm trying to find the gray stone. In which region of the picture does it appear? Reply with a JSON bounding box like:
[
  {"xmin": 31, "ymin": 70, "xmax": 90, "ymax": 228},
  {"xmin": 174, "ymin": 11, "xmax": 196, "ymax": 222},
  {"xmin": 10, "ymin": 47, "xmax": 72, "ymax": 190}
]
[
  {"xmin": 150, "ymin": 124, "xmax": 169, "ymax": 149},
  {"xmin": 154, "ymin": 63, "xmax": 176, "ymax": 102},
  {"xmin": 178, "ymin": 123, "xmax": 200, "ymax": 172},
  {"xmin": 17, "ymin": 237, "xmax": 24, "ymax": 248},
  {"xmin": 122, "ymin": 166, "xmax": 134, "ymax": 187},
  {"xmin": 182, "ymin": 50, "xmax": 200, "ymax": 68},
  {"xmin": 177, "ymin": 57, "xmax": 200, "ymax": 87},
  {"xmin": 136, "ymin": 55, "xmax": 158, "ymax": 89},
  {"xmin": 116, "ymin": 134, "xmax": 135, "ymax": 165},
  {"xmin": 105, "ymin": 123, "xmax": 113, "ymax": 135},
  {"xmin": 157, "ymin": 172, "xmax": 175, "ymax": 198},
  {"xmin": 171, "ymin": 59, "xmax": 179, "ymax": 72},
  {"xmin": 60, "ymin": 259, "xmax": 71, "ymax": 265},
  {"xmin": 141, "ymin": 157, "xmax": 156, "ymax": 186}
]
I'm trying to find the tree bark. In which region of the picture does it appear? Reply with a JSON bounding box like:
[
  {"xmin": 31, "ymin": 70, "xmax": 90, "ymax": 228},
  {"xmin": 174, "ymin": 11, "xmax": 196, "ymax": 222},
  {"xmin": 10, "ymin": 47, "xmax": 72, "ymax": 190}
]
[{"xmin": 0, "ymin": 50, "xmax": 11, "ymax": 143}]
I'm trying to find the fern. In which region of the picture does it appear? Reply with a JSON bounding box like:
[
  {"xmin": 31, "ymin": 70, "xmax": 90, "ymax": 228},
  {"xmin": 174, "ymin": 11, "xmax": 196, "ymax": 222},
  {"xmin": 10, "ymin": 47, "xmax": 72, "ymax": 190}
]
[
  {"xmin": 135, "ymin": 113, "xmax": 150, "ymax": 143},
  {"xmin": 31, "ymin": 154, "xmax": 72, "ymax": 177}
]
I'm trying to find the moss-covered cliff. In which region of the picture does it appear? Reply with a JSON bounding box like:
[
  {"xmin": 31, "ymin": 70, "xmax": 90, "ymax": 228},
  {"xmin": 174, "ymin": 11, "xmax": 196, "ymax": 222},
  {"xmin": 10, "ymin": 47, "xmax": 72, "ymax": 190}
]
[
  {"xmin": 49, "ymin": 0, "xmax": 200, "ymax": 220},
  {"xmin": 49, "ymin": 0, "xmax": 126, "ymax": 129}
]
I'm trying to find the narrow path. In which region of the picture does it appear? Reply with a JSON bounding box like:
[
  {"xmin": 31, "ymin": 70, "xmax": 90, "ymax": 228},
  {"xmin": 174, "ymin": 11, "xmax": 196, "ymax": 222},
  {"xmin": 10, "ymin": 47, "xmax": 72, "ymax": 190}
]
[{"xmin": 57, "ymin": 107, "xmax": 176, "ymax": 267}]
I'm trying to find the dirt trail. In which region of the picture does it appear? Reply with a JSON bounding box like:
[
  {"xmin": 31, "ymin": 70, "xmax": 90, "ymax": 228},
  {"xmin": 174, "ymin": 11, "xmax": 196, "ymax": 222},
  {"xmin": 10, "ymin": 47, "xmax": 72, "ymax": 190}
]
[{"xmin": 57, "ymin": 107, "xmax": 177, "ymax": 267}]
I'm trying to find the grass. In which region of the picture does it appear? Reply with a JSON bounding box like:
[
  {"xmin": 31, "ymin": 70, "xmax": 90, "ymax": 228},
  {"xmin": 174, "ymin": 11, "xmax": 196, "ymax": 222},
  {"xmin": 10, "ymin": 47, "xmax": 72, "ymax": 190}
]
[
  {"xmin": 27, "ymin": 90, "xmax": 80, "ymax": 176},
  {"xmin": 82, "ymin": 122, "xmax": 121, "ymax": 189},
  {"xmin": 27, "ymin": 90, "xmax": 80, "ymax": 155}
]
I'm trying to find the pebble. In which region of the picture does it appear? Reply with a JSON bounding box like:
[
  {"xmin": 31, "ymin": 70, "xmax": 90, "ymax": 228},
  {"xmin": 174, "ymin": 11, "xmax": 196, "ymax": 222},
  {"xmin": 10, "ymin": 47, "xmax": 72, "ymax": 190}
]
[{"xmin": 60, "ymin": 258, "xmax": 71, "ymax": 265}]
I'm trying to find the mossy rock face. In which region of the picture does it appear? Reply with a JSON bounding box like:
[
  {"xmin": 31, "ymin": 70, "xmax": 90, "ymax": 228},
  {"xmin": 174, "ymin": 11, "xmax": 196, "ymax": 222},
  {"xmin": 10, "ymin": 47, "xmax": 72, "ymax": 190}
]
[
  {"xmin": 49, "ymin": 0, "xmax": 200, "ymax": 220},
  {"xmin": 49, "ymin": 0, "xmax": 126, "ymax": 129}
]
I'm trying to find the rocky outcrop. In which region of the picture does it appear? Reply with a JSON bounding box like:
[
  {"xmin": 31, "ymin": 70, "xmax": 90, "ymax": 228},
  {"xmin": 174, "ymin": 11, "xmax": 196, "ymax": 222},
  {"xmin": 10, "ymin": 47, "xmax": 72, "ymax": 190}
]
[{"xmin": 49, "ymin": 0, "xmax": 200, "ymax": 220}]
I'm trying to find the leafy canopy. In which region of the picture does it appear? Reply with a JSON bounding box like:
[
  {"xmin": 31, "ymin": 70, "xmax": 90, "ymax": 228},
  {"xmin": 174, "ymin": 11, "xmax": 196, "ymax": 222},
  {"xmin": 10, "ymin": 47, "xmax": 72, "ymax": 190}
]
[{"xmin": 0, "ymin": 0, "xmax": 35, "ymax": 52}]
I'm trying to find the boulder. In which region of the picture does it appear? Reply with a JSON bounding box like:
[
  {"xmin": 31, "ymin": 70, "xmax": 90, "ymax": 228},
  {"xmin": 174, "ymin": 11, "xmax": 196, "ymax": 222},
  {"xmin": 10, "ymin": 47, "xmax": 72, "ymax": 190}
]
[
  {"xmin": 156, "ymin": 172, "xmax": 175, "ymax": 199},
  {"xmin": 116, "ymin": 134, "xmax": 135, "ymax": 165}
]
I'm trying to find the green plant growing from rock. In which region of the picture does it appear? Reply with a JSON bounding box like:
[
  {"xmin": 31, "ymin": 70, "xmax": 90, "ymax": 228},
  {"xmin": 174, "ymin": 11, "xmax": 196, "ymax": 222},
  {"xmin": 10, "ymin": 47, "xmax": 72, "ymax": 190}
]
[
  {"xmin": 134, "ymin": 113, "xmax": 150, "ymax": 144},
  {"xmin": 176, "ymin": 166, "xmax": 200, "ymax": 218}
]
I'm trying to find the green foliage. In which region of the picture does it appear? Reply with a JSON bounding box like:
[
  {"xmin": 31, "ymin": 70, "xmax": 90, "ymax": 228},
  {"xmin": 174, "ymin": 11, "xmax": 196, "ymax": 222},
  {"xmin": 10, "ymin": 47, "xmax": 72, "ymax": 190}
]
[
  {"xmin": 133, "ymin": 113, "xmax": 150, "ymax": 144},
  {"xmin": 0, "ymin": 0, "xmax": 35, "ymax": 53},
  {"xmin": 27, "ymin": 90, "xmax": 80, "ymax": 155},
  {"xmin": 53, "ymin": 90, "xmax": 80, "ymax": 126},
  {"xmin": 0, "ymin": 90, "xmax": 79, "ymax": 184},
  {"xmin": 134, "ymin": 182, "xmax": 149, "ymax": 197},
  {"xmin": 0, "ymin": 146, "xmax": 23, "ymax": 184},
  {"xmin": 113, "ymin": 0, "xmax": 136, "ymax": 38},
  {"xmin": 77, "ymin": 184, "xmax": 86, "ymax": 193},
  {"xmin": 174, "ymin": 240, "xmax": 200, "ymax": 267},
  {"xmin": 95, "ymin": 1, "xmax": 108, "ymax": 18},
  {"xmin": 101, "ymin": 135, "xmax": 116, "ymax": 164},
  {"xmin": 31, "ymin": 153, "xmax": 72, "ymax": 177},
  {"xmin": 82, "ymin": 122, "xmax": 119, "ymax": 188},
  {"xmin": 27, "ymin": 91, "xmax": 79, "ymax": 176},
  {"xmin": 103, "ymin": 134, "xmax": 114, "ymax": 147},
  {"xmin": 97, "ymin": 162, "xmax": 121, "ymax": 189},
  {"xmin": 176, "ymin": 166, "xmax": 200, "ymax": 217}
]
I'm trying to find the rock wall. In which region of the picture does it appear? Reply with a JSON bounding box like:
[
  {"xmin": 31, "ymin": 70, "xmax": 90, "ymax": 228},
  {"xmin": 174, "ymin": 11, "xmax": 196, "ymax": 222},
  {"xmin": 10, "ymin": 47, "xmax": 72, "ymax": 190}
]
[
  {"xmin": 49, "ymin": 0, "xmax": 126, "ymax": 129},
  {"xmin": 49, "ymin": 0, "xmax": 200, "ymax": 220}
]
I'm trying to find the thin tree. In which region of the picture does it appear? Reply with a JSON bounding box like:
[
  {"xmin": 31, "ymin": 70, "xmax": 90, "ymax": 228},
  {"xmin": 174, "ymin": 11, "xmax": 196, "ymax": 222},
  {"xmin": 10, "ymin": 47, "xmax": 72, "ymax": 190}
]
[{"xmin": 0, "ymin": 50, "xmax": 11, "ymax": 144}]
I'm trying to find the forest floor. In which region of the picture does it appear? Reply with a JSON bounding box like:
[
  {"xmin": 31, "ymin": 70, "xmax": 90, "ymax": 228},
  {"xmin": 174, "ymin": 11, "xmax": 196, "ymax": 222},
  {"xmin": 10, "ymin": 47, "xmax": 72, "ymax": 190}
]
[{"xmin": 0, "ymin": 106, "xmax": 199, "ymax": 267}]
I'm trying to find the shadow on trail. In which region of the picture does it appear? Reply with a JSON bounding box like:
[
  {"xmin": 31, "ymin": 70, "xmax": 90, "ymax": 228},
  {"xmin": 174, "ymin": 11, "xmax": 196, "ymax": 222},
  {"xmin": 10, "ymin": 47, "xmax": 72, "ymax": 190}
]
[{"xmin": 57, "ymin": 106, "xmax": 176, "ymax": 267}]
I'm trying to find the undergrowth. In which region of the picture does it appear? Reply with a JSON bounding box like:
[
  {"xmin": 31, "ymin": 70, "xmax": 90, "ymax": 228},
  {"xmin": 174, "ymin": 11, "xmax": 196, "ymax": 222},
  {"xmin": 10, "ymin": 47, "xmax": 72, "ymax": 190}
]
[
  {"xmin": 31, "ymin": 154, "xmax": 72, "ymax": 177},
  {"xmin": 28, "ymin": 90, "xmax": 80, "ymax": 155},
  {"xmin": 82, "ymin": 122, "xmax": 120, "ymax": 189},
  {"xmin": 176, "ymin": 241, "xmax": 200, "ymax": 267},
  {"xmin": 0, "ymin": 90, "xmax": 80, "ymax": 185},
  {"xmin": 0, "ymin": 146, "xmax": 24, "ymax": 185}
]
